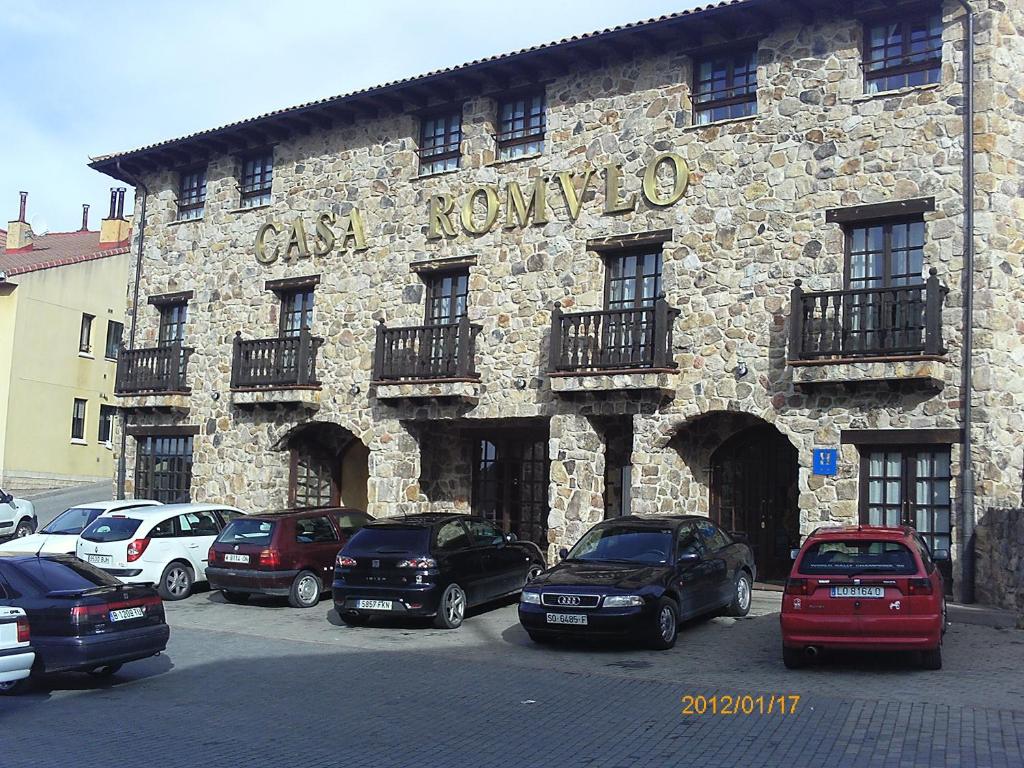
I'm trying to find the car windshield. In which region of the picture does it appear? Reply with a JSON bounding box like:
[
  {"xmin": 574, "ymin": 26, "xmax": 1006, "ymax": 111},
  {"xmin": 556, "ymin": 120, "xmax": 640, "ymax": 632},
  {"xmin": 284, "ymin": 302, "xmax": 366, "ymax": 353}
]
[
  {"xmin": 218, "ymin": 519, "xmax": 275, "ymax": 545},
  {"xmin": 80, "ymin": 517, "xmax": 143, "ymax": 543},
  {"xmin": 568, "ymin": 526, "xmax": 674, "ymax": 564},
  {"xmin": 346, "ymin": 526, "xmax": 430, "ymax": 554},
  {"xmin": 41, "ymin": 507, "xmax": 105, "ymax": 535},
  {"xmin": 798, "ymin": 540, "xmax": 918, "ymax": 575}
]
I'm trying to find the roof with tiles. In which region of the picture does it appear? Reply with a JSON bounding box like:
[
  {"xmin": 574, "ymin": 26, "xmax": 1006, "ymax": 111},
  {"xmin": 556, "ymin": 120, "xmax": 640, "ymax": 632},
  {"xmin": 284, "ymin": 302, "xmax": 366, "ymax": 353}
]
[{"xmin": 0, "ymin": 229, "xmax": 130, "ymax": 278}]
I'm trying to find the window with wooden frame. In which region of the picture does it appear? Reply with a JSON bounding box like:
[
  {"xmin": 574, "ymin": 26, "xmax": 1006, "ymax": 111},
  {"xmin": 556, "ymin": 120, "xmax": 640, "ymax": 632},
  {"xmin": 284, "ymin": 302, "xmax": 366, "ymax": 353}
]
[
  {"xmin": 104, "ymin": 320, "xmax": 124, "ymax": 360},
  {"xmin": 864, "ymin": 10, "xmax": 943, "ymax": 94},
  {"xmin": 177, "ymin": 166, "xmax": 207, "ymax": 220},
  {"xmin": 135, "ymin": 434, "xmax": 193, "ymax": 504},
  {"xmin": 424, "ymin": 270, "xmax": 469, "ymax": 325},
  {"xmin": 279, "ymin": 287, "xmax": 315, "ymax": 338},
  {"xmin": 496, "ymin": 91, "xmax": 546, "ymax": 160},
  {"xmin": 71, "ymin": 398, "xmax": 87, "ymax": 441},
  {"xmin": 239, "ymin": 150, "xmax": 273, "ymax": 208},
  {"xmin": 98, "ymin": 404, "xmax": 116, "ymax": 444},
  {"xmin": 79, "ymin": 313, "xmax": 94, "ymax": 354},
  {"xmin": 158, "ymin": 302, "xmax": 188, "ymax": 346},
  {"xmin": 693, "ymin": 46, "xmax": 758, "ymax": 125},
  {"xmin": 605, "ymin": 249, "xmax": 663, "ymax": 311},
  {"xmin": 419, "ymin": 109, "xmax": 462, "ymax": 175}
]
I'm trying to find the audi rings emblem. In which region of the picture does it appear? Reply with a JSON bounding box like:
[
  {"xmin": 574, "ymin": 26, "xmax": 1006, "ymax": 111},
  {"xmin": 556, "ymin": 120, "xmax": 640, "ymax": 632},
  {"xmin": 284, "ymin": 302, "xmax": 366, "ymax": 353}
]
[{"xmin": 557, "ymin": 595, "xmax": 581, "ymax": 606}]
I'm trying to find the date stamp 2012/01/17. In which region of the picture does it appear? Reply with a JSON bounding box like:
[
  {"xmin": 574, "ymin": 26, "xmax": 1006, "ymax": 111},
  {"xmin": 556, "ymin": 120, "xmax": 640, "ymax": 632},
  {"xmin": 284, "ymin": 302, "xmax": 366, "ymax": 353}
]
[{"xmin": 681, "ymin": 694, "xmax": 801, "ymax": 716}]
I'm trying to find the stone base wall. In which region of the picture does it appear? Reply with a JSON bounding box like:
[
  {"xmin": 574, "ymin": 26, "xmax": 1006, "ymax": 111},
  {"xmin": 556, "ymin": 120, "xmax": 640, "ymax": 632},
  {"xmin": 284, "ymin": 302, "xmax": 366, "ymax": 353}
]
[{"xmin": 975, "ymin": 507, "xmax": 1024, "ymax": 614}]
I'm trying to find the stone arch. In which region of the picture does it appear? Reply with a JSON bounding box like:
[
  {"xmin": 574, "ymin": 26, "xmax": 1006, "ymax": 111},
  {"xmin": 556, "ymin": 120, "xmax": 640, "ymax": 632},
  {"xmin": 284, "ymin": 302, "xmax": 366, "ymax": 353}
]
[{"xmin": 271, "ymin": 421, "xmax": 369, "ymax": 511}]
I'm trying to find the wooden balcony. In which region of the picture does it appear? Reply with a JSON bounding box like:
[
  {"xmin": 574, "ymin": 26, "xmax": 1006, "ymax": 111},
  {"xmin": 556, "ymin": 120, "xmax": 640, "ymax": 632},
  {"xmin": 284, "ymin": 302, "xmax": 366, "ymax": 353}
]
[
  {"xmin": 549, "ymin": 297, "xmax": 679, "ymax": 395},
  {"xmin": 229, "ymin": 330, "xmax": 323, "ymax": 409},
  {"xmin": 115, "ymin": 343, "xmax": 193, "ymax": 412},
  {"xmin": 788, "ymin": 269, "xmax": 948, "ymax": 388},
  {"xmin": 372, "ymin": 316, "xmax": 482, "ymax": 402}
]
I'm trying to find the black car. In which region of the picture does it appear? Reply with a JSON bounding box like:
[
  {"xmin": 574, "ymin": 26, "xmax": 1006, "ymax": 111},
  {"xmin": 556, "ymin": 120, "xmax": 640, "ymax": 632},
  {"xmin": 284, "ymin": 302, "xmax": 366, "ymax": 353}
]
[
  {"xmin": 0, "ymin": 553, "xmax": 169, "ymax": 690},
  {"xmin": 333, "ymin": 513, "xmax": 546, "ymax": 629},
  {"xmin": 518, "ymin": 515, "xmax": 755, "ymax": 650}
]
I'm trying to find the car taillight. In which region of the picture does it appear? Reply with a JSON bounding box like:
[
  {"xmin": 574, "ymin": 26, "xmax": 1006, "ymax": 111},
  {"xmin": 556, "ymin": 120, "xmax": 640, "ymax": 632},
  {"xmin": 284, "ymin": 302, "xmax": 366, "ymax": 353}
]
[
  {"xmin": 16, "ymin": 617, "xmax": 29, "ymax": 643},
  {"xmin": 71, "ymin": 603, "xmax": 108, "ymax": 625},
  {"xmin": 207, "ymin": 547, "xmax": 217, "ymax": 564},
  {"xmin": 907, "ymin": 578, "xmax": 933, "ymax": 595},
  {"xmin": 258, "ymin": 549, "xmax": 280, "ymax": 567},
  {"xmin": 785, "ymin": 578, "xmax": 809, "ymax": 595},
  {"xmin": 396, "ymin": 557, "xmax": 437, "ymax": 569},
  {"xmin": 336, "ymin": 555, "xmax": 357, "ymax": 568},
  {"xmin": 127, "ymin": 538, "xmax": 150, "ymax": 562}
]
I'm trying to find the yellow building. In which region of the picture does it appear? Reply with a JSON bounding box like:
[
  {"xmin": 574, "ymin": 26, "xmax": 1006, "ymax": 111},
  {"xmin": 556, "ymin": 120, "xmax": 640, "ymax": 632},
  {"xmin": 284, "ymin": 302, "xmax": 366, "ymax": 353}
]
[{"xmin": 0, "ymin": 191, "xmax": 132, "ymax": 490}]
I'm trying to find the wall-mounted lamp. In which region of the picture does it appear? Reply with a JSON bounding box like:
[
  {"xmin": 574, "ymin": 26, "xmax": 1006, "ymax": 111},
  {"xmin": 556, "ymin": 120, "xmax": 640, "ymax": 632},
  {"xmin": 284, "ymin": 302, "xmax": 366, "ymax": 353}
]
[
  {"xmin": 514, "ymin": 377, "xmax": 527, "ymax": 390},
  {"xmin": 735, "ymin": 361, "xmax": 748, "ymax": 378},
  {"xmin": 211, "ymin": 392, "xmax": 221, "ymax": 401},
  {"xmin": 350, "ymin": 384, "xmax": 361, "ymax": 396}
]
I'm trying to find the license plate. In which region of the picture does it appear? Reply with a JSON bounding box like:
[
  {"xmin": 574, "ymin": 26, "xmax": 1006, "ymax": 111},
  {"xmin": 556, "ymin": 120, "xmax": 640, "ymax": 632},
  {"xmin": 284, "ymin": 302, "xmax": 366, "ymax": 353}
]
[
  {"xmin": 109, "ymin": 607, "xmax": 144, "ymax": 622},
  {"xmin": 546, "ymin": 613, "xmax": 588, "ymax": 626},
  {"xmin": 86, "ymin": 554, "xmax": 112, "ymax": 566},
  {"xmin": 356, "ymin": 599, "xmax": 392, "ymax": 611},
  {"xmin": 224, "ymin": 553, "xmax": 249, "ymax": 564},
  {"xmin": 830, "ymin": 586, "xmax": 884, "ymax": 599}
]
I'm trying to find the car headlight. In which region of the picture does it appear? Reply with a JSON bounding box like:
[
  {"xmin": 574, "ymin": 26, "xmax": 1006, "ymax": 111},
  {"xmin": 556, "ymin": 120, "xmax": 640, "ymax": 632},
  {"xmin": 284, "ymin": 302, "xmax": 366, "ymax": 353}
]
[
  {"xmin": 520, "ymin": 591, "xmax": 541, "ymax": 604},
  {"xmin": 603, "ymin": 595, "xmax": 644, "ymax": 607}
]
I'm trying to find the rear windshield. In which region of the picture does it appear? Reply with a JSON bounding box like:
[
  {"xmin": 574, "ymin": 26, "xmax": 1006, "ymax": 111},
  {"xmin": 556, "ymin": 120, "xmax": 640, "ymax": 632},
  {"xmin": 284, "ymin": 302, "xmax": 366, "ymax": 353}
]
[
  {"xmin": 80, "ymin": 517, "xmax": 143, "ymax": 543},
  {"xmin": 14, "ymin": 558, "xmax": 121, "ymax": 593},
  {"xmin": 346, "ymin": 526, "xmax": 430, "ymax": 554},
  {"xmin": 41, "ymin": 507, "xmax": 105, "ymax": 536},
  {"xmin": 798, "ymin": 540, "xmax": 918, "ymax": 575},
  {"xmin": 218, "ymin": 519, "xmax": 275, "ymax": 546}
]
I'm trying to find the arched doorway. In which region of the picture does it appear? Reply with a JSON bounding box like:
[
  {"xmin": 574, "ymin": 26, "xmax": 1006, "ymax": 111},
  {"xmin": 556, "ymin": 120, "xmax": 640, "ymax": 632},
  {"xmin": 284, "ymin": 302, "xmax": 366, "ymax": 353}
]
[
  {"xmin": 710, "ymin": 424, "xmax": 799, "ymax": 581},
  {"xmin": 277, "ymin": 422, "xmax": 369, "ymax": 511}
]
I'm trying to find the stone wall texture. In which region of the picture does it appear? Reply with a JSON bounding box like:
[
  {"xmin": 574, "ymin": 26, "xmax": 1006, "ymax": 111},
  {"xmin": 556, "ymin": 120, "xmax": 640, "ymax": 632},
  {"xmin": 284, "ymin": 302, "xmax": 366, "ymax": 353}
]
[{"xmin": 115, "ymin": 1, "xmax": 1024, "ymax": 606}]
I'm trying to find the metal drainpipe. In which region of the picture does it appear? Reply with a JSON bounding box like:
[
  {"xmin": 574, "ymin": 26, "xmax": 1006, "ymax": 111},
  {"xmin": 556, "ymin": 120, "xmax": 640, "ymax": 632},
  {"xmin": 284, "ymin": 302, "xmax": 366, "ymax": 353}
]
[
  {"xmin": 114, "ymin": 160, "xmax": 148, "ymax": 501},
  {"xmin": 954, "ymin": 0, "xmax": 976, "ymax": 603}
]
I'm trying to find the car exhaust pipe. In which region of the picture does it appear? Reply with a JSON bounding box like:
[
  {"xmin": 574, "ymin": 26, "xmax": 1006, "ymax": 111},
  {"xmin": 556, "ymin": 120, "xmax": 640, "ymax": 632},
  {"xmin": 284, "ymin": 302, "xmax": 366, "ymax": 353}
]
[{"xmin": 804, "ymin": 646, "xmax": 820, "ymax": 659}]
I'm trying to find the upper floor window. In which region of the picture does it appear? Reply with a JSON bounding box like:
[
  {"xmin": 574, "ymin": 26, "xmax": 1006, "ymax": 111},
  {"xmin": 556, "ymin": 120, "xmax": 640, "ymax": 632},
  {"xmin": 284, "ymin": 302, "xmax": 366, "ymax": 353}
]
[
  {"xmin": 98, "ymin": 404, "xmax": 116, "ymax": 444},
  {"xmin": 419, "ymin": 110, "xmax": 462, "ymax": 175},
  {"xmin": 864, "ymin": 11, "xmax": 943, "ymax": 93},
  {"xmin": 846, "ymin": 219, "xmax": 925, "ymax": 290},
  {"xmin": 605, "ymin": 249, "xmax": 663, "ymax": 310},
  {"xmin": 424, "ymin": 271, "xmax": 468, "ymax": 325},
  {"xmin": 280, "ymin": 287, "xmax": 315, "ymax": 337},
  {"xmin": 240, "ymin": 150, "xmax": 273, "ymax": 208},
  {"xmin": 79, "ymin": 313, "xmax": 94, "ymax": 354},
  {"xmin": 177, "ymin": 167, "xmax": 206, "ymax": 220},
  {"xmin": 496, "ymin": 91, "xmax": 546, "ymax": 160},
  {"xmin": 71, "ymin": 398, "xmax": 87, "ymax": 441},
  {"xmin": 104, "ymin": 320, "xmax": 124, "ymax": 360},
  {"xmin": 693, "ymin": 47, "xmax": 758, "ymax": 125},
  {"xmin": 158, "ymin": 302, "xmax": 188, "ymax": 346}
]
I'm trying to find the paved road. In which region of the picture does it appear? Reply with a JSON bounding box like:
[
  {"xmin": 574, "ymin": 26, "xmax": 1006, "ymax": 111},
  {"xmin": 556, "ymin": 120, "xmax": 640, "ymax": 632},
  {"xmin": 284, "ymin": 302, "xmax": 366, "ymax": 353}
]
[
  {"xmin": 18, "ymin": 481, "xmax": 112, "ymax": 528},
  {"xmin": 3, "ymin": 589, "xmax": 1023, "ymax": 767}
]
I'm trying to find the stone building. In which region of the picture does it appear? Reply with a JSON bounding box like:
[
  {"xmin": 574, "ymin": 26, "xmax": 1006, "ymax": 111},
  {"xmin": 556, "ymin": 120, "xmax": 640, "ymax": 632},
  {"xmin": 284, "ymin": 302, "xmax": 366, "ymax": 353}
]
[{"xmin": 90, "ymin": 0, "xmax": 1024, "ymax": 606}]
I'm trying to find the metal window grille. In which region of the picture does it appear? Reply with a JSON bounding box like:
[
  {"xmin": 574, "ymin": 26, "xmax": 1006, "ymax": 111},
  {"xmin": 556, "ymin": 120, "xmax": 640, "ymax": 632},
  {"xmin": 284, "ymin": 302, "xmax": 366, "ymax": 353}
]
[{"xmin": 135, "ymin": 435, "xmax": 193, "ymax": 504}]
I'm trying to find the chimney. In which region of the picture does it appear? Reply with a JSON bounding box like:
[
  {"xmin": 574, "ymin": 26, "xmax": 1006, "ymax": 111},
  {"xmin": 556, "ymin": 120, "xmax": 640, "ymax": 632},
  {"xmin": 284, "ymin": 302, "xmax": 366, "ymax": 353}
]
[
  {"xmin": 5, "ymin": 192, "xmax": 33, "ymax": 252},
  {"xmin": 99, "ymin": 187, "xmax": 130, "ymax": 247},
  {"xmin": 80, "ymin": 203, "xmax": 90, "ymax": 232}
]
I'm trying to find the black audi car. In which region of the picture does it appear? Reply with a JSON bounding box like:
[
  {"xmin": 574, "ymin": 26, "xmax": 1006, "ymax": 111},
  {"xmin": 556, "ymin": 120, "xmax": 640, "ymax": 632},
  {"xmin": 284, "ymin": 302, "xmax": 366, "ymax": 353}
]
[
  {"xmin": 333, "ymin": 513, "xmax": 546, "ymax": 629},
  {"xmin": 518, "ymin": 515, "xmax": 755, "ymax": 649},
  {"xmin": 0, "ymin": 553, "xmax": 169, "ymax": 690}
]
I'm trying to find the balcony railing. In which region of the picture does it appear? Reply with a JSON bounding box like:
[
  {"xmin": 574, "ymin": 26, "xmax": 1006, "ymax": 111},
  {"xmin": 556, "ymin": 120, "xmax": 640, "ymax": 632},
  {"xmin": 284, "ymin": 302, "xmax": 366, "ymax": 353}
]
[
  {"xmin": 115, "ymin": 342, "xmax": 193, "ymax": 394},
  {"xmin": 549, "ymin": 297, "xmax": 679, "ymax": 373},
  {"xmin": 230, "ymin": 329, "xmax": 323, "ymax": 389},
  {"xmin": 789, "ymin": 269, "xmax": 947, "ymax": 360},
  {"xmin": 373, "ymin": 315, "xmax": 481, "ymax": 381}
]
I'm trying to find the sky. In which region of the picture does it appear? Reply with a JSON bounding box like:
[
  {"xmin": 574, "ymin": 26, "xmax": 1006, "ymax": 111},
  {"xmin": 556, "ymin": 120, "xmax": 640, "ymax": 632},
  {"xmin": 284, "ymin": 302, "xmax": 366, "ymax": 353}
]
[{"xmin": 0, "ymin": 0, "xmax": 703, "ymax": 234}]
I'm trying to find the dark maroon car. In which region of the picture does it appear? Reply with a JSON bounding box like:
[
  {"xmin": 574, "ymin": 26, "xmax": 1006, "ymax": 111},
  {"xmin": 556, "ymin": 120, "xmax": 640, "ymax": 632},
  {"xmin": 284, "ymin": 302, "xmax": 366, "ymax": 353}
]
[{"xmin": 206, "ymin": 508, "xmax": 372, "ymax": 608}]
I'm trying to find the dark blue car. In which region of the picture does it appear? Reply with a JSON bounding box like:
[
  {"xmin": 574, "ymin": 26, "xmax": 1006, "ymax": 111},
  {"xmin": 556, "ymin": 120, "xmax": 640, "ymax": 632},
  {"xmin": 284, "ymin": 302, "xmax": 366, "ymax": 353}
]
[
  {"xmin": 0, "ymin": 553, "xmax": 169, "ymax": 690},
  {"xmin": 518, "ymin": 515, "xmax": 755, "ymax": 650}
]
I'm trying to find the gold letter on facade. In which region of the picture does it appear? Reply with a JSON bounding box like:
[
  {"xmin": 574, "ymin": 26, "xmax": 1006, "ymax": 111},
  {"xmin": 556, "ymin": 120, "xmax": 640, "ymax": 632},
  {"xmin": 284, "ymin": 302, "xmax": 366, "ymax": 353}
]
[
  {"xmin": 254, "ymin": 221, "xmax": 281, "ymax": 264},
  {"xmin": 602, "ymin": 163, "xmax": 637, "ymax": 214},
  {"xmin": 504, "ymin": 178, "xmax": 550, "ymax": 230},
  {"xmin": 641, "ymin": 152, "xmax": 689, "ymax": 207},
  {"xmin": 337, "ymin": 207, "xmax": 368, "ymax": 252},
  {"xmin": 313, "ymin": 212, "xmax": 336, "ymax": 257},
  {"xmin": 555, "ymin": 168, "xmax": 595, "ymax": 221},
  {"xmin": 460, "ymin": 185, "xmax": 500, "ymax": 235},
  {"xmin": 427, "ymin": 194, "xmax": 457, "ymax": 239},
  {"xmin": 283, "ymin": 219, "xmax": 311, "ymax": 261}
]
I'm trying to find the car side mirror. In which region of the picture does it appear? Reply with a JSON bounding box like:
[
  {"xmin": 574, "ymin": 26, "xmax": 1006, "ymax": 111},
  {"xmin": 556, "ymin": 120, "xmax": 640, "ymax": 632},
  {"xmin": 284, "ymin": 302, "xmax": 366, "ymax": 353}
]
[
  {"xmin": 677, "ymin": 552, "xmax": 701, "ymax": 566},
  {"xmin": 504, "ymin": 532, "xmax": 517, "ymax": 544},
  {"xmin": 0, "ymin": 492, "xmax": 13, "ymax": 507},
  {"xmin": 558, "ymin": 547, "xmax": 569, "ymax": 561},
  {"xmin": 932, "ymin": 549, "xmax": 950, "ymax": 562},
  {"xmin": 790, "ymin": 548, "xmax": 801, "ymax": 561}
]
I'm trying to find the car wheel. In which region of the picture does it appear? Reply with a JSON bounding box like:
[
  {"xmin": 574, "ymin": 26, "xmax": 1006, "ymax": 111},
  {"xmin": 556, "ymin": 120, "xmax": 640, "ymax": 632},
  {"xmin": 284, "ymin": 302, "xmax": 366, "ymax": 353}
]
[
  {"xmin": 158, "ymin": 561, "xmax": 194, "ymax": 601},
  {"xmin": 341, "ymin": 612, "xmax": 370, "ymax": 626},
  {"xmin": 0, "ymin": 677, "xmax": 31, "ymax": 695},
  {"xmin": 649, "ymin": 597, "xmax": 678, "ymax": 650},
  {"xmin": 14, "ymin": 518, "xmax": 33, "ymax": 539},
  {"xmin": 921, "ymin": 647, "xmax": 942, "ymax": 670},
  {"xmin": 223, "ymin": 591, "xmax": 250, "ymax": 605},
  {"xmin": 87, "ymin": 664, "xmax": 123, "ymax": 678},
  {"xmin": 434, "ymin": 583, "xmax": 466, "ymax": 629},
  {"xmin": 726, "ymin": 570, "xmax": 753, "ymax": 617},
  {"xmin": 782, "ymin": 645, "xmax": 806, "ymax": 669},
  {"xmin": 288, "ymin": 571, "xmax": 321, "ymax": 608}
]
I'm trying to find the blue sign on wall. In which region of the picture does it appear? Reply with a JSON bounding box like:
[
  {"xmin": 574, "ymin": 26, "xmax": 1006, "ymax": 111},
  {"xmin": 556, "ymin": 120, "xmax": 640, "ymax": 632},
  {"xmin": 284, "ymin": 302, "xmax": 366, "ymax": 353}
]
[{"xmin": 812, "ymin": 448, "xmax": 838, "ymax": 476}]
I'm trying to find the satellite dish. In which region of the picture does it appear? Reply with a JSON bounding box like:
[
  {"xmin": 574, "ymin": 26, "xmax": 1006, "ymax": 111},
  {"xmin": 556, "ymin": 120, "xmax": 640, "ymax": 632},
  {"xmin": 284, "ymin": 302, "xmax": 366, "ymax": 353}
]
[{"xmin": 29, "ymin": 214, "xmax": 49, "ymax": 236}]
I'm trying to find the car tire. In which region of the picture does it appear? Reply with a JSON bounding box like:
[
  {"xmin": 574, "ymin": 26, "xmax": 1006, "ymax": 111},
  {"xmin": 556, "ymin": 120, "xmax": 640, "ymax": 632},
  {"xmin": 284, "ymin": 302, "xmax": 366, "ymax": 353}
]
[
  {"xmin": 13, "ymin": 518, "xmax": 33, "ymax": 539},
  {"xmin": 288, "ymin": 571, "xmax": 321, "ymax": 609},
  {"xmin": 158, "ymin": 561, "xmax": 194, "ymax": 601},
  {"xmin": 433, "ymin": 583, "xmax": 467, "ymax": 629},
  {"xmin": 782, "ymin": 645, "xmax": 806, "ymax": 669},
  {"xmin": 726, "ymin": 570, "xmax": 753, "ymax": 617},
  {"xmin": 649, "ymin": 597, "xmax": 679, "ymax": 650},
  {"xmin": 0, "ymin": 676, "xmax": 31, "ymax": 695},
  {"xmin": 341, "ymin": 612, "xmax": 370, "ymax": 626},
  {"xmin": 223, "ymin": 591, "xmax": 250, "ymax": 605},
  {"xmin": 87, "ymin": 664, "xmax": 123, "ymax": 678},
  {"xmin": 920, "ymin": 647, "xmax": 942, "ymax": 670}
]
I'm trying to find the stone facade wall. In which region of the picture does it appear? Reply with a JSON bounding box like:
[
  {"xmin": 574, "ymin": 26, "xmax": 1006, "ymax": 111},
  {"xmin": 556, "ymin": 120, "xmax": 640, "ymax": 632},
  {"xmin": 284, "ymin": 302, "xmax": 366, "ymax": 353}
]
[{"xmin": 116, "ymin": 1, "xmax": 1022, "ymax": 603}]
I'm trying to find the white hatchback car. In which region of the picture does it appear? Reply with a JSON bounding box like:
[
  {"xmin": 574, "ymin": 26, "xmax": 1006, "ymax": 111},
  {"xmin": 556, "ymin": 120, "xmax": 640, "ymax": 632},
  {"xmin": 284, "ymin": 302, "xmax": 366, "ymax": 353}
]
[
  {"xmin": 77, "ymin": 504, "xmax": 247, "ymax": 600},
  {"xmin": 0, "ymin": 499, "xmax": 162, "ymax": 556},
  {"xmin": 0, "ymin": 606, "xmax": 34, "ymax": 695}
]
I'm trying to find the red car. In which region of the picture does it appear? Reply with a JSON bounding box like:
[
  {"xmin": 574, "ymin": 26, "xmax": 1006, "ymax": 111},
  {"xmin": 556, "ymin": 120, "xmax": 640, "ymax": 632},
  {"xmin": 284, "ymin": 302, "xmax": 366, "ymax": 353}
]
[
  {"xmin": 780, "ymin": 525, "xmax": 947, "ymax": 670},
  {"xmin": 206, "ymin": 508, "xmax": 372, "ymax": 608}
]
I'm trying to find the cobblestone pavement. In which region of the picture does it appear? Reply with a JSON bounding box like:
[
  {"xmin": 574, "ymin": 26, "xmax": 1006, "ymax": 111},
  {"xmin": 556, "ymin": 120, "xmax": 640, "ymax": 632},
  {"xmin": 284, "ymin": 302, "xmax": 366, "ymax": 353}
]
[{"xmin": 3, "ymin": 590, "xmax": 1022, "ymax": 767}]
